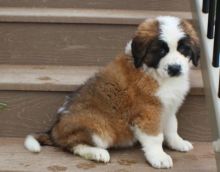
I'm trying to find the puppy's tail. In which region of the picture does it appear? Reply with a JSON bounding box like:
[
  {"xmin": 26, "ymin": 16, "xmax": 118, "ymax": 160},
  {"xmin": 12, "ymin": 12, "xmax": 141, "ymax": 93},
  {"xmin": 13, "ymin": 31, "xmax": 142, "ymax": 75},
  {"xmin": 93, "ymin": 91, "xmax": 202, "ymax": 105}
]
[{"xmin": 24, "ymin": 132, "xmax": 53, "ymax": 153}]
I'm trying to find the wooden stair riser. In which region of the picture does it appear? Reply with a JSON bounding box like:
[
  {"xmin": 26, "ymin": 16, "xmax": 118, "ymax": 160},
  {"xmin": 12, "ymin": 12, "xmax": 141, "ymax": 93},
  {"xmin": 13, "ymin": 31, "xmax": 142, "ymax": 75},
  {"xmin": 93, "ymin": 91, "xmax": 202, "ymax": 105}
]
[
  {"xmin": 0, "ymin": 5, "xmax": 193, "ymax": 66},
  {"xmin": 0, "ymin": 20, "xmax": 196, "ymax": 66},
  {"xmin": 0, "ymin": 91, "xmax": 211, "ymax": 141},
  {"xmin": 0, "ymin": 23, "xmax": 135, "ymax": 66}
]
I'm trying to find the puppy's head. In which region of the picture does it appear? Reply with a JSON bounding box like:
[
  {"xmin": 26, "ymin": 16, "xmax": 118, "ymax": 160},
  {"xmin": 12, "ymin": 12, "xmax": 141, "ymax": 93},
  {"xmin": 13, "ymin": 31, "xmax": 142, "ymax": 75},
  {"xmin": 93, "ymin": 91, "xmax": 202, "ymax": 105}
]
[{"xmin": 127, "ymin": 16, "xmax": 200, "ymax": 78}]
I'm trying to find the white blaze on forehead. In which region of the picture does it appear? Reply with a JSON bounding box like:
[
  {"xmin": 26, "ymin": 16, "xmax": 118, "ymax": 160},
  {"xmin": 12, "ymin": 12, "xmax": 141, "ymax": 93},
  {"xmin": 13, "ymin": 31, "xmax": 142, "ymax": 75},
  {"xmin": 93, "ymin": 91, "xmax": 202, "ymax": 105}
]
[{"xmin": 157, "ymin": 16, "xmax": 185, "ymax": 47}]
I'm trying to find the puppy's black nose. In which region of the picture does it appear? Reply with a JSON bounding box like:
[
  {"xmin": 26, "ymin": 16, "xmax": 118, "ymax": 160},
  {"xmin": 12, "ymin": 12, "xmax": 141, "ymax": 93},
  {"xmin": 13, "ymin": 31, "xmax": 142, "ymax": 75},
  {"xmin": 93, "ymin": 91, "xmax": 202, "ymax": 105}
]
[{"xmin": 168, "ymin": 64, "xmax": 181, "ymax": 77}]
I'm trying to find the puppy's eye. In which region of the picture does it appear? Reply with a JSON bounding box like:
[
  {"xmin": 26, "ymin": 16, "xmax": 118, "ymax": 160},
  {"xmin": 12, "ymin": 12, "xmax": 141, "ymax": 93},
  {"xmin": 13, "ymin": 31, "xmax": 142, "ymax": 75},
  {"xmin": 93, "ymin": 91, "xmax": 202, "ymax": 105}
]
[
  {"xmin": 158, "ymin": 48, "xmax": 167, "ymax": 57},
  {"xmin": 178, "ymin": 44, "xmax": 191, "ymax": 57}
]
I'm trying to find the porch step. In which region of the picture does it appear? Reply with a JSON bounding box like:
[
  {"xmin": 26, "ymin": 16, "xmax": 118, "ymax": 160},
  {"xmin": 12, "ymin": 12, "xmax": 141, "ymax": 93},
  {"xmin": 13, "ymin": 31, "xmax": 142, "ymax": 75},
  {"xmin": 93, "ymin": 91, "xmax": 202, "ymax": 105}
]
[
  {"xmin": 0, "ymin": 65, "xmax": 203, "ymax": 93},
  {"xmin": 0, "ymin": 0, "xmax": 191, "ymax": 11},
  {"xmin": 0, "ymin": 8, "xmax": 192, "ymax": 24},
  {"xmin": 0, "ymin": 7, "xmax": 192, "ymax": 66},
  {"xmin": 0, "ymin": 90, "xmax": 211, "ymax": 141},
  {"xmin": 0, "ymin": 138, "xmax": 216, "ymax": 172},
  {"xmin": 0, "ymin": 65, "xmax": 212, "ymax": 141},
  {"xmin": 0, "ymin": 65, "xmax": 98, "ymax": 92}
]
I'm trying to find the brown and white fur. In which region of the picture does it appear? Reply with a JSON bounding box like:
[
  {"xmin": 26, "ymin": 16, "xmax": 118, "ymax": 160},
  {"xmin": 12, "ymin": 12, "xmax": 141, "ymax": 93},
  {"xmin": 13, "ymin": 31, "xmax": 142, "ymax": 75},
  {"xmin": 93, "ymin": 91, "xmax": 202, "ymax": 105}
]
[{"xmin": 24, "ymin": 16, "xmax": 200, "ymax": 169}]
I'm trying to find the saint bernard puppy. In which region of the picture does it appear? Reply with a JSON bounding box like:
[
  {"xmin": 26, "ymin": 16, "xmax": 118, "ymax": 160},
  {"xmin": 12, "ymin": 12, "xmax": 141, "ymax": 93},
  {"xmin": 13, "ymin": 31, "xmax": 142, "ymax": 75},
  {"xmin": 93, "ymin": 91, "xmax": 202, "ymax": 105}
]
[{"xmin": 24, "ymin": 16, "xmax": 200, "ymax": 169}]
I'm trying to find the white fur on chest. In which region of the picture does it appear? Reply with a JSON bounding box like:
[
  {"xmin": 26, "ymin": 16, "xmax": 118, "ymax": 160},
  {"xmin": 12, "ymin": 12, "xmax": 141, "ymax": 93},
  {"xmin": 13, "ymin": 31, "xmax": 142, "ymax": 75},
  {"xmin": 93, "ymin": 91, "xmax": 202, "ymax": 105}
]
[{"xmin": 156, "ymin": 75, "xmax": 190, "ymax": 114}]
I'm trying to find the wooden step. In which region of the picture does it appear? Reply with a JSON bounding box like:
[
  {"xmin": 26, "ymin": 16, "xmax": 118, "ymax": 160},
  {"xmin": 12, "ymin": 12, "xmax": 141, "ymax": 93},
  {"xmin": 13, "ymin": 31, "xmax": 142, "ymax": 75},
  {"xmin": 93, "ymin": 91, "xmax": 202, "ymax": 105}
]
[
  {"xmin": 0, "ymin": 65, "xmax": 98, "ymax": 92},
  {"xmin": 0, "ymin": 138, "xmax": 216, "ymax": 172},
  {"xmin": 0, "ymin": 21, "xmax": 135, "ymax": 66},
  {"xmin": 0, "ymin": 65, "xmax": 212, "ymax": 141},
  {"xmin": 0, "ymin": 0, "xmax": 191, "ymax": 11},
  {"xmin": 0, "ymin": 8, "xmax": 192, "ymax": 24},
  {"xmin": 0, "ymin": 65, "xmax": 203, "ymax": 94},
  {"xmin": 0, "ymin": 91, "xmax": 211, "ymax": 141},
  {"xmin": 0, "ymin": 8, "xmax": 192, "ymax": 66}
]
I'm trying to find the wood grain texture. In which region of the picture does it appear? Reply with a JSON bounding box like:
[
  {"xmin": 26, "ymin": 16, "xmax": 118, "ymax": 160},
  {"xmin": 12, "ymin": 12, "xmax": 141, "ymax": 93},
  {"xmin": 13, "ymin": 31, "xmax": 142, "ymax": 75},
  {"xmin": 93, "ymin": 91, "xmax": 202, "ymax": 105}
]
[
  {"xmin": 0, "ymin": 65, "xmax": 203, "ymax": 95},
  {"xmin": 216, "ymin": 152, "xmax": 220, "ymax": 171},
  {"xmin": 0, "ymin": 20, "xmax": 195, "ymax": 67},
  {"xmin": 0, "ymin": 0, "xmax": 191, "ymax": 11},
  {"xmin": 0, "ymin": 91, "xmax": 211, "ymax": 141},
  {"xmin": 0, "ymin": 138, "xmax": 216, "ymax": 172},
  {"xmin": 0, "ymin": 91, "xmax": 66, "ymax": 137},
  {"xmin": 177, "ymin": 95, "xmax": 212, "ymax": 141},
  {"xmin": 0, "ymin": 8, "xmax": 192, "ymax": 24},
  {"xmin": 0, "ymin": 23, "xmax": 135, "ymax": 66},
  {"xmin": 0, "ymin": 65, "xmax": 99, "ymax": 91}
]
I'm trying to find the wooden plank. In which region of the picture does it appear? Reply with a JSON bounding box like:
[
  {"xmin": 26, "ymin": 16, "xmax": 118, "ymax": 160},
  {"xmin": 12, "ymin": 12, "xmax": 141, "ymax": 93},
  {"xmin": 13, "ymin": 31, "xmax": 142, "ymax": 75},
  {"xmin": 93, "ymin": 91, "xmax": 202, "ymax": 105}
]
[
  {"xmin": 0, "ymin": 91, "xmax": 211, "ymax": 141},
  {"xmin": 0, "ymin": 21, "xmax": 194, "ymax": 66},
  {"xmin": 177, "ymin": 95, "xmax": 212, "ymax": 142},
  {"xmin": 0, "ymin": 138, "xmax": 216, "ymax": 172},
  {"xmin": 0, "ymin": 0, "xmax": 191, "ymax": 11},
  {"xmin": 0, "ymin": 65, "xmax": 203, "ymax": 95},
  {"xmin": 0, "ymin": 8, "xmax": 192, "ymax": 24},
  {"xmin": 189, "ymin": 69, "xmax": 204, "ymax": 95},
  {"xmin": 0, "ymin": 91, "xmax": 65, "ymax": 137},
  {"xmin": 0, "ymin": 65, "xmax": 99, "ymax": 91},
  {"xmin": 0, "ymin": 23, "xmax": 136, "ymax": 66},
  {"xmin": 216, "ymin": 152, "xmax": 220, "ymax": 171}
]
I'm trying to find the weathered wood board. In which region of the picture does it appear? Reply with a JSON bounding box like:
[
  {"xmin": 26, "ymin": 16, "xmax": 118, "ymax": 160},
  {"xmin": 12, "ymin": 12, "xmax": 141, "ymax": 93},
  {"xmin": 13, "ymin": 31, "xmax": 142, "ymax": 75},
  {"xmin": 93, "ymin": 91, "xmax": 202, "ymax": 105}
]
[
  {"xmin": 0, "ymin": 91, "xmax": 211, "ymax": 141},
  {"xmin": 0, "ymin": 0, "xmax": 191, "ymax": 11},
  {"xmin": 0, "ymin": 23, "xmax": 135, "ymax": 66},
  {"xmin": 0, "ymin": 138, "xmax": 216, "ymax": 172},
  {"xmin": 0, "ymin": 11, "xmax": 192, "ymax": 66},
  {"xmin": 0, "ymin": 65, "xmax": 203, "ymax": 95}
]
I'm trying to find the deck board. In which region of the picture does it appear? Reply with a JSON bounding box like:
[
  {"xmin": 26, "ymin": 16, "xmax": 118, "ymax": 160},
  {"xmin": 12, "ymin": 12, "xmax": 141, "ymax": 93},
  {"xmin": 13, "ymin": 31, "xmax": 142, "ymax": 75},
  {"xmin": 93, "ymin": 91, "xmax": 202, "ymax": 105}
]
[
  {"xmin": 0, "ymin": 65, "xmax": 203, "ymax": 95},
  {"xmin": 0, "ymin": 92, "xmax": 211, "ymax": 141},
  {"xmin": 0, "ymin": 138, "xmax": 216, "ymax": 172},
  {"xmin": 0, "ymin": 8, "xmax": 192, "ymax": 24},
  {"xmin": 0, "ymin": 0, "xmax": 191, "ymax": 11}
]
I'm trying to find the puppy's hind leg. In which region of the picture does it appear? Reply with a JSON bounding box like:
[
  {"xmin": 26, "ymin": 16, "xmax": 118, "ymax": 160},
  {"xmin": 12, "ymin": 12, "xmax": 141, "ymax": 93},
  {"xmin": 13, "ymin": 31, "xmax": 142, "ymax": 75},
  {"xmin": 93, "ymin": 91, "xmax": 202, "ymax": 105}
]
[
  {"xmin": 52, "ymin": 123, "xmax": 111, "ymax": 163},
  {"xmin": 73, "ymin": 144, "xmax": 110, "ymax": 163},
  {"xmin": 72, "ymin": 134, "xmax": 110, "ymax": 163}
]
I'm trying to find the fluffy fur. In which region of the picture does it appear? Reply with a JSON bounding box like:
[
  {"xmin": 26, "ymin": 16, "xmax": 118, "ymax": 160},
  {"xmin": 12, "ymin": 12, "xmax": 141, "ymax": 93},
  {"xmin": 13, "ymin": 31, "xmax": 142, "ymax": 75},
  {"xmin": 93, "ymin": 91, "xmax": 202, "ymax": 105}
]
[{"xmin": 24, "ymin": 16, "xmax": 200, "ymax": 169}]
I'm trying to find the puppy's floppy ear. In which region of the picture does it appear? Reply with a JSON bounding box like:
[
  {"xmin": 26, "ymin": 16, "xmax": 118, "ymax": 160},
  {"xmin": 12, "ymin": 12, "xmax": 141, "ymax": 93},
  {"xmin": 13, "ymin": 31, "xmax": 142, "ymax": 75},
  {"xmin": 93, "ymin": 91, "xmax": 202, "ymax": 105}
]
[
  {"xmin": 131, "ymin": 19, "xmax": 158, "ymax": 68},
  {"xmin": 131, "ymin": 36, "xmax": 151, "ymax": 68},
  {"xmin": 190, "ymin": 39, "xmax": 200, "ymax": 66},
  {"xmin": 181, "ymin": 20, "xmax": 200, "ymax": 66}
]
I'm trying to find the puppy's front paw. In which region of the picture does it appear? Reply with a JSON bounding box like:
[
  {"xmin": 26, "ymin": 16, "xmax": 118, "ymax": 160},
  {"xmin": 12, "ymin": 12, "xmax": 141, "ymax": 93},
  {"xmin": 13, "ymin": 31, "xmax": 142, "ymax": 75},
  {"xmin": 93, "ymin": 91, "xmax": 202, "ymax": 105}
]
[
  {"xmin": 166, "ymin": 135, "xmax": 193, "ymax": 152},
  {"xmin": 145, "ymin": 150, "xmax": 173, "ymax": 169}
]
